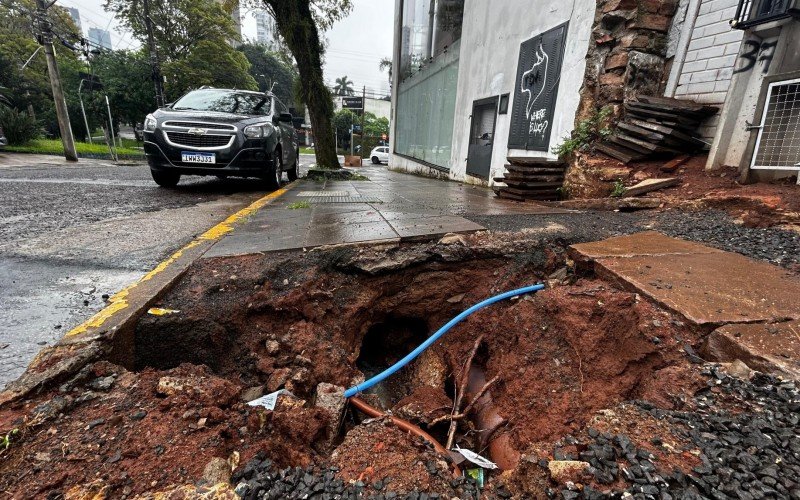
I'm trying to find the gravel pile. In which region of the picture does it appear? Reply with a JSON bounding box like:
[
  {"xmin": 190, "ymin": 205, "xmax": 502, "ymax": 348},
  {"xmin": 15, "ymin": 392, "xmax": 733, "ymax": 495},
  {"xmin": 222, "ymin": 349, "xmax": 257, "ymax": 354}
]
[
  {"xmin": 543, "ymin": 366, "xmax": 800, "ymax": 499},
  {"xmin": 467, "ymin": 209, "xmax": 800, "ymax": 269},
  {"xmin": 232, "ymin": 454, "xmax": 483, "ymax": 500},
  {"xmin": 650, "ymin": 210, "xmax": 800, "ymax": 268}
]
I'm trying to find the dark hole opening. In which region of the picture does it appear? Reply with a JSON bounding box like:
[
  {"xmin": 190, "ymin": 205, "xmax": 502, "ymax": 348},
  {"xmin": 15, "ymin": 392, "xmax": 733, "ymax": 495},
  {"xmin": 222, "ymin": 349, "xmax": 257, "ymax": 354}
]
[{"xmin": 356, "ymin": 316, "xmax": 429, "ymax": 408}]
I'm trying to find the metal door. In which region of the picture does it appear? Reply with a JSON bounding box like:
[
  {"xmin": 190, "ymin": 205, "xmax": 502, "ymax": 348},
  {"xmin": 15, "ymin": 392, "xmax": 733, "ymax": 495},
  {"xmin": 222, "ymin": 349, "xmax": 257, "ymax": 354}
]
[{"xmin": 466, "ymin": 97, "xmax": 498, "ymax": 178}]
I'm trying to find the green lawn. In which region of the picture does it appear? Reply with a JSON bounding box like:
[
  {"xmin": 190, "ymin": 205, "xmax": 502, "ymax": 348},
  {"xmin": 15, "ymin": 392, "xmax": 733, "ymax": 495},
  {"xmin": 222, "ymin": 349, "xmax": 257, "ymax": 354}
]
[
  {"xmin": 6, "ymin": 138, "xmax": 145, "ymax": 158},
  {"xmin": 299, "ymin": 146, "xmax": 315, "ymax": 155}
]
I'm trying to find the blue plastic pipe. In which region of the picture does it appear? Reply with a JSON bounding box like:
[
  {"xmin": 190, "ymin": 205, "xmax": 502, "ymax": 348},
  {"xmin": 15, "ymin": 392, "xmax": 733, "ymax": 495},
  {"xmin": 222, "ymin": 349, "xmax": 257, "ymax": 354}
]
[{"xmin": 344, "ymin": 284, "xmax": 545, "ymax": 398}]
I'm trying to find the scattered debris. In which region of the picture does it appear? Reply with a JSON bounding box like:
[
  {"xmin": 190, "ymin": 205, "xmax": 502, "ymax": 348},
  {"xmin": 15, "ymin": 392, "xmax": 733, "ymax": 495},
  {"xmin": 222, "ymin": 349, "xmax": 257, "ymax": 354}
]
[
  {"xmin": 147, "ymin": 307, "xmax": 180, "ymax": 316},
  {"xmin": 660, "ymin": 154, "xmax": 691, "ymax": 173},
  {"xmin": 247, "ymin": 389, "xmax": 295, "ymax": 411},
  {"xmin": 621, "ymin": 177, "xmax": 679, "ymax": 197},
  {"xmin": 454, "ymin": 446, "xmax": 498, "ymax": 469}
]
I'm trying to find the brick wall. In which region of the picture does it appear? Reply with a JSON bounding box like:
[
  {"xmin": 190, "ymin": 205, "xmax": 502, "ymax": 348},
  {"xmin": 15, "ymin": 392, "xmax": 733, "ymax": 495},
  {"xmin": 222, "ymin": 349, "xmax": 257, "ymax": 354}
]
[{"xmin": 672, "ymin": 0, "xmax": 744, "ymax": 138}]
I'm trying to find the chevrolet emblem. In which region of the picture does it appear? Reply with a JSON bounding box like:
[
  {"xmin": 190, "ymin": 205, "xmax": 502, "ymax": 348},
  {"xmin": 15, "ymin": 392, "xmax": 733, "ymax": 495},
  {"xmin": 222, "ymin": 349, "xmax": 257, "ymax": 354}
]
[{"xmin": 187, "ymin": 128, "xmax": 207, "ymax": 136}]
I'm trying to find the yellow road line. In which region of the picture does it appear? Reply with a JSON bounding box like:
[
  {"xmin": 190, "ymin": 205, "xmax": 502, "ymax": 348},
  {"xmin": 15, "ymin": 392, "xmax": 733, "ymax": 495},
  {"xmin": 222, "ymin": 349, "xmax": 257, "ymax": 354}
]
[{"xmin": 65, "ymin": 186, "xmax": 291, "ymax": 338}]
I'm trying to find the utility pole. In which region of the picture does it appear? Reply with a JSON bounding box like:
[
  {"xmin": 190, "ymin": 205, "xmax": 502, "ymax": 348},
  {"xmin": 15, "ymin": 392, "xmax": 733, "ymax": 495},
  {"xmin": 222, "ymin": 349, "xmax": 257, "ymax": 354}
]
[
  {"xmin": 35, "ymin": 0, "xmax": 78, "ymax": 161},
  {"xmin": 360, "ymin": 86, "xmax": 366, "ymax": 159},
  {"xmin": 141, "ymin": 0, "xmax": 165, "ymax": 108}
]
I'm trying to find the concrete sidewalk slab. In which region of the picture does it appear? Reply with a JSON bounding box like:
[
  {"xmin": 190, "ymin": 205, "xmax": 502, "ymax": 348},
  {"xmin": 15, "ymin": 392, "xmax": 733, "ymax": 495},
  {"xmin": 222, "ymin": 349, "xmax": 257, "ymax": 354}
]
[
  {"xmin": 703, "ymin": 321, "xmax": 800, "ymax": 380},
  {"xmin": 203, "ymin": 165, "xmax": 568, "ymax": 258},
  {"xmin": 593, "ymin": 252, "xmax": 800, "ymax": 325},
  {"xmin": 569, "ymin": 231, "xmax": 721, "ymax": 261}
]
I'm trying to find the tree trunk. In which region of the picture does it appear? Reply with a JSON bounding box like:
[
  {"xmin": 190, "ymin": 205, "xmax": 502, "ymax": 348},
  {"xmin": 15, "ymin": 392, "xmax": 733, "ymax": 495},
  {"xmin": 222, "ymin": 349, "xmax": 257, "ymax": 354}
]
[{"xmin": 266, "ymin": 0, "xmax": 340, "ymax": 169}]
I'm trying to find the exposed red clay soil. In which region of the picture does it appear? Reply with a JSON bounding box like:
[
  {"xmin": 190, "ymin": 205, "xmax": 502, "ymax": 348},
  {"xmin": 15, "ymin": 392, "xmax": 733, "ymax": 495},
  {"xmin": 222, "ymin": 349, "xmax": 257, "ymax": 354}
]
[
  {"xmin": 0, "ymin": 234, "xmax": 722, "ymax": 497},
  {"xmin": 331, "ymin": 419, "xmax": 453, "ymax": 494},
  {"xmin": 584, "ymin": 153, "xmax": 800, "ymax": 228}
]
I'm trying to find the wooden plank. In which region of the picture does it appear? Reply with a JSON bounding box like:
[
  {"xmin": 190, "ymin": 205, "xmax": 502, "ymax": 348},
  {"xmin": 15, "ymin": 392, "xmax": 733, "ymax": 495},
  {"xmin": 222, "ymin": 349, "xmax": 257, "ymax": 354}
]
[
  {"xmin": 624, "ymin": 106, "xmax": 700, "ymax": 128},
  {"xmin": 626, "ymin": 118, "xmax": 706, "ymax": 145},
  {"xmin": 608, "ymin": 135, "xmax": 655, "ymax": 155},
  {"xmin": 621, "ymin": 177, "xmax": 680, "ymax": 197},
  {"xmin": 502, "ymin": 186, "xmax": 561, "ymax": 196},
  {"xmin": 595, "ymin": 142, "xmax": 645, "ymax": 164},
  {"xmin": 660, "ymin": 155, "xmax": 691, "ymax": 173},
  {"xmin": 505, "ymin": 164, "xmax": 566, "ymax": 175},
  {"xmin": 507, "ymin": 156, "xmax": 565, "ymax": 167},
  {"xmin": 616, "ymin": 122, "xmax": 667, "ymax": 143},
  {"xmin": 496, "ymin": 173, "xmax": 564, "ymax": 183},
  {"xmin": 627, "ymin": 100, "xmax": 711, "ymax": 120},
  {"xmin": 615, "ymin": 133, "xmax": 682, "ymax": 154},
  {"xmin": 635, "ymin": 96, "xmax": 718, "ymax": 116},
  {"xmin": 502, "ymin": 180, "xmax": 564, "ymax": 189}
]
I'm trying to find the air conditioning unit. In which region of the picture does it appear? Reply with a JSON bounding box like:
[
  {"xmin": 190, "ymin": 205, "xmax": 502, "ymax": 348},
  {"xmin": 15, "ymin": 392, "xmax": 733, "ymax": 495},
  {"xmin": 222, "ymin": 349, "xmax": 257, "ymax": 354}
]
[{"xmin": 731, "ymin": 0, "xmax": 799, "ymax": 29}]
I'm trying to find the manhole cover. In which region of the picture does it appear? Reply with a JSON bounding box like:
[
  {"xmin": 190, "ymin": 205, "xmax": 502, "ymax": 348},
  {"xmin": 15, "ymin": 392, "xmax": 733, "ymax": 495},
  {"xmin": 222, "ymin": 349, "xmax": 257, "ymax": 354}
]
[
  {"xmin": 297, "ymin": 191, "xmax": 351, "ymax": 197},
  {"xmin": 301, "ymin": 196, "xmax": 382, "ymax": 203}
]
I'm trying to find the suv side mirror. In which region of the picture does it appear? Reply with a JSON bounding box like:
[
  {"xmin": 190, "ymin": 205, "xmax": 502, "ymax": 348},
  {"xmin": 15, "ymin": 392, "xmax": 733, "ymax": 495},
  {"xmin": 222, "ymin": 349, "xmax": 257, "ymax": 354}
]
[{"xmin": 278, "ymin": 112, "xmax": 293, "ymax": 123}]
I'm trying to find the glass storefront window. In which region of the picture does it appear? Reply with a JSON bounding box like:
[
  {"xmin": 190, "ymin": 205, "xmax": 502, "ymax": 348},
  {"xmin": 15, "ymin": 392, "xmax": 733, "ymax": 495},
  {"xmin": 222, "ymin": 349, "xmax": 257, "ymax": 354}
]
[
  {"xmin": 395, "ymin": 44, "xmax": 460, "ymax": 169},
  {"xmin": 400, "ymin": 0, "xmax": 463, "ymax": 81}
]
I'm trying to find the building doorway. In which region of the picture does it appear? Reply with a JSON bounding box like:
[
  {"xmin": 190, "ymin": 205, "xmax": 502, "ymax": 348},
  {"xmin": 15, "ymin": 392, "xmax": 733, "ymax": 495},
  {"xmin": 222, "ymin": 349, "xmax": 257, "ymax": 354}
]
[{"xmin": 466, "ymin": 96, "xmax": 498, "ymax": 179}]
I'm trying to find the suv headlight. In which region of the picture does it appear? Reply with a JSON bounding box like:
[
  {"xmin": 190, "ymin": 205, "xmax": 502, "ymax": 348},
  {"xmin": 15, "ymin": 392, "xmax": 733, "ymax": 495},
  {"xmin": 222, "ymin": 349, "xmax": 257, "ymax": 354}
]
[
  {"xmin": 144, "ymin": 114, "xmax": 157, "ymax": 132},
  {"xmin": 243, "ymin": 122, "xmax": 274, "ymax": 139}
]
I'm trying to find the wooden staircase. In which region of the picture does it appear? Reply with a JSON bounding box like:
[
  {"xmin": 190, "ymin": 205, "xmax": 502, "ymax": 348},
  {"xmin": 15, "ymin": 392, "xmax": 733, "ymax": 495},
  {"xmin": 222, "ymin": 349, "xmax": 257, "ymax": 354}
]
[{"xmin": 493, "ymin": 157, "xmax": 566, "ymax": 201}]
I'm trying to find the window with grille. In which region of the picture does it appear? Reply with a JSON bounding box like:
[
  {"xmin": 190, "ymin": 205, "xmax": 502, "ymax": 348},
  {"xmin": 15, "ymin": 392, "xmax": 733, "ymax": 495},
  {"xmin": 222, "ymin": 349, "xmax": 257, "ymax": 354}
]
[
  {"xmin": 732, "ymin": 0, "xmax": 798, "ymax": 29},
  {"xmin": 751, "ymin": 77, "xmax": 800, "ymax": 170}
]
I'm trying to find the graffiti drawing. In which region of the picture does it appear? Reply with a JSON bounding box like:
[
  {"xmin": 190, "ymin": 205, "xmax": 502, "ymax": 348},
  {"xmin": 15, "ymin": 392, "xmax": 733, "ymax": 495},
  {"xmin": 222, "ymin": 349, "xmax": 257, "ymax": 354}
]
[{"xmin": 521, "ymin": 43, "xmax": 549, "ymax": 119}]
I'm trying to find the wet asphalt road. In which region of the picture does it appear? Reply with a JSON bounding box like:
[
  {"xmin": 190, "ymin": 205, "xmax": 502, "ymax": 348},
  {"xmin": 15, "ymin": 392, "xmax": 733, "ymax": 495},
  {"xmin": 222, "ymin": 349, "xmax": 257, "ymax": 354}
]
[{"xmin": 0, "ymin": 155, "xmax": 316, "ymax": 388}]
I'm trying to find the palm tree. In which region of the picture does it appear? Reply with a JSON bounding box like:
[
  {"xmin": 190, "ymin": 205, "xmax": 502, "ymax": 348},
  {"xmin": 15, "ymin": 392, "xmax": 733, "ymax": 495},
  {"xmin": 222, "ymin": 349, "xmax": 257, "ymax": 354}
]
[{"xmin": 333, "ymin": 75, "xmax": 354, "ymax": 96}]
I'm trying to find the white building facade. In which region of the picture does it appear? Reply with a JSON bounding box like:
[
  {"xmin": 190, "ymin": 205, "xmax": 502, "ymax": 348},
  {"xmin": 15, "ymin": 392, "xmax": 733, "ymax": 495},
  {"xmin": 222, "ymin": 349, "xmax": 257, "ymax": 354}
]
[
  {"xmin": 389, "ymin": 0, "xmax": 595, "ymax": 185},
  {"xmin": 389, "ymin": 0, "xmax": 800, "ymax": 187},
  {"xmin": 255, "ymin": 11, "xmax": 280, "ymax": 51}
]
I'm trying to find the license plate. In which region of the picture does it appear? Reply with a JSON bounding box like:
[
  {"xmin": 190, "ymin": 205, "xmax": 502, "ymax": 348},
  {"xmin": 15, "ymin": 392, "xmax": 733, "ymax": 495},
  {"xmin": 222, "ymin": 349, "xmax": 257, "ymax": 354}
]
[{"xmin": 181, "ymin": 151, "xmax": 215, "ymax": 164}]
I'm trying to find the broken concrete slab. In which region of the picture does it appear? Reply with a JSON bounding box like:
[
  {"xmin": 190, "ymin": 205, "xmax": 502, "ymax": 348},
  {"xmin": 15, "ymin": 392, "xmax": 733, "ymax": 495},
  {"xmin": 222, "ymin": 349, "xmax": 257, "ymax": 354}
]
[
  {"xmin": 569, "ymin": 231, "xmax": 721, "ymax": 264},
  {"xmin": 571, "ymin": 232, "xmax": 800, "ymax": 326},
  {"xmin": 593, "ymin": 252, "xmax": 800, "ymax": 326},
  {"xmin": 702, "ymin": 321, "xmax": 800, "ymax": 380},
  {"xmin": 621, "ymin": 177, "xmax": 679, "ymax": 197}
]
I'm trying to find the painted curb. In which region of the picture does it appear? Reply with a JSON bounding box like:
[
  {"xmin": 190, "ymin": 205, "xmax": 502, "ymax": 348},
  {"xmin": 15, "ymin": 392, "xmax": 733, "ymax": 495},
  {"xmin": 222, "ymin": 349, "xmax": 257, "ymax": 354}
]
[{"xmin": 0, "ymin": 184, "xmax": 293, "ymax": 406}]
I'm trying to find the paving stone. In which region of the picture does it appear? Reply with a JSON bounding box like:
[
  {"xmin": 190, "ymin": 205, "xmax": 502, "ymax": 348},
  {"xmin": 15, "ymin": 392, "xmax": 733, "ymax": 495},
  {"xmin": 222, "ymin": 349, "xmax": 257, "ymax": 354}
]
[
  {"xmin": 570, "ymin": 231, "xmax": 721, "ymax": 263},
  {"xmin": 593, "ymin": 251, "xmax": 800, "ymax": 325}
]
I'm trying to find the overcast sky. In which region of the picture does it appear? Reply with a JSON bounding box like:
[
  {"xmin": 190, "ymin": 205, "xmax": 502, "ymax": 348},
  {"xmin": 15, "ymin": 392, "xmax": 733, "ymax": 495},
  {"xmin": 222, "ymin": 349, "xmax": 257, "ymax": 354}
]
[{"xmin": 57, "ymin": 0, "xmax": 394, "ymax": 96}]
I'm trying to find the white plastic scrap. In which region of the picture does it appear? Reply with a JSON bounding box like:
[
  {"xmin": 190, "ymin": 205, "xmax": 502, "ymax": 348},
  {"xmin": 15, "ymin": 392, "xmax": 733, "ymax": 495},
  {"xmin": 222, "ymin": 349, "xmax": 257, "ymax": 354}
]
[
  {"xmin": 453, "ymin": 445, "xmax": 498, "ymax": 469},
  {"xmin": 247, "ymin": 389, "xmax": 292, "ymax": 410}
]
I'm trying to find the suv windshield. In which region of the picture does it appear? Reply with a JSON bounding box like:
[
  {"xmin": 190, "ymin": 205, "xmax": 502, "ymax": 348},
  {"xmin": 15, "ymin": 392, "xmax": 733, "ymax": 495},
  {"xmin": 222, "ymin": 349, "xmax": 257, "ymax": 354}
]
[{"xmin": 172, "ymin": 89, "xmax": 272, "ymax": 116}]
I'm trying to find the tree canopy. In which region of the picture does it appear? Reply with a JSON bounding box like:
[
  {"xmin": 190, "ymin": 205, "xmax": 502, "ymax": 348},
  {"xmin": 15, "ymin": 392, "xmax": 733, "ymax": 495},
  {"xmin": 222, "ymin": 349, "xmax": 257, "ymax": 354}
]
[
  {"xmin": 238, "ymin": 43, "xmax": 299, "ymax": 108},
  {"xmin": 105, "ymin": 0, "xmax": 257, "ymax": 99}
]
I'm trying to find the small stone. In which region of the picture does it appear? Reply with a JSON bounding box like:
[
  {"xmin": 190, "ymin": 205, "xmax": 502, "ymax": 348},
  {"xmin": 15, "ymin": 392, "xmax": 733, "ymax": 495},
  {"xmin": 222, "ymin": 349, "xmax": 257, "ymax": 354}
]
[
  {"xmin": 89, "ymin": 375, "xmax": 115, "ymax": 391},
  {"xmin": 81, "ymin": 286, "xmax": 96, "ymax": 295},
  {"xmin": 241, "ymin": 385, "xmax": 265, "ymax": 402},
  {"xmin": 201, "ymin": 457, "xmax": 231, "ymax": 485},
  {"xmin": 548, "ymin": 460, "xmax": 590, "ymax": 485},
  {"xmin": 265, "ymin": 340, "xmax": 281, "ymax": 355},
  {"xmin": 86, "ymin": 418, "xmax": 105, "ymax": 430},
  {"xmin": 130, "ymin": 410, "xmax": 147, "ymax": 421}
]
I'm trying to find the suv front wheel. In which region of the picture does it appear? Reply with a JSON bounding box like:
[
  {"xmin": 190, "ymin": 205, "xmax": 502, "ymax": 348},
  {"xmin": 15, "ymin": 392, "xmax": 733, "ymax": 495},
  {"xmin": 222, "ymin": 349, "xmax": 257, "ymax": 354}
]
[
  {"xmin": 264, "ymin": 149, "xmax": 282, "ymax": 190},
  {"xmin": 287, "ymin": 149, "xmax": 299, "ymax": 182},
  {"xmin": 151, "ymin": 169, "xmax": 181, "ymax": 188}
]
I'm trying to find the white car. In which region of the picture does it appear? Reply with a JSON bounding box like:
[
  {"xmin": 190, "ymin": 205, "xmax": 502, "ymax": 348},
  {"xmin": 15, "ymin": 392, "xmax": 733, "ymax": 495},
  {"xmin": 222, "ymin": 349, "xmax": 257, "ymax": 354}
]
[{"xmin": 370, "ymin": 146, "xmax": 389, "ymax": 164}]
